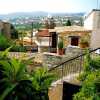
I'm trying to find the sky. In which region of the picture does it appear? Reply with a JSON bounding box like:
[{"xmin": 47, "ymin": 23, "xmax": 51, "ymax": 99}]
[{"xmin": 0, "ymin": 0, "xmax": 99, "ymax": 14}]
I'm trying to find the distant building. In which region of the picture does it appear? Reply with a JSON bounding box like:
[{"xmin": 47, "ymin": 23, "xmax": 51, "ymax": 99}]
[
  {"xmin": 44, "ymin": 16, "xmax": 56, "ymax": 29},
  {"xmin": 84, "ymin": 9, "xmax": 100, "ymax": 49},
  {"xmin": 35, "ymin": 29, "xmax": 57, "ymax": 53}
]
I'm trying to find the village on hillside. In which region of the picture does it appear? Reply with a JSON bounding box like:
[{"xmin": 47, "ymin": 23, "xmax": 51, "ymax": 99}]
[{"xmin": 0, "ymin": 9, "xmax": 100, "ymax": 100}]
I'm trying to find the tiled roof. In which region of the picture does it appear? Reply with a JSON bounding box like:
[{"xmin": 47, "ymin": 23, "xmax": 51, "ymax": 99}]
[{"xmin": 36, "ymin": 29, "xmax": 50, "ymax": 37}]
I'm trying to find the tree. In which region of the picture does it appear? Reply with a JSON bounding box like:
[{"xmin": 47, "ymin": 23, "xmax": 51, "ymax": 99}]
[
  {"xmin": 11, "ymin": 24, "xmax": 18, "ymax": 39},
  {"xmin": 65, "ymin": 19, "xmax": 72, "ymax": 26}
]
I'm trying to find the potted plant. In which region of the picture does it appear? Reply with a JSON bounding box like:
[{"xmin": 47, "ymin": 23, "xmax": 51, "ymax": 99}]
[
  {"xmin": 80, "ymin": 37, "xmax": 89, "ymax": 48},
  {"xmin": 58, "ymin": 40, "xmax": 64, "ymax": 55}
]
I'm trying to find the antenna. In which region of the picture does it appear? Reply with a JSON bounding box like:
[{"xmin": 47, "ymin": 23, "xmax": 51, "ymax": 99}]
[{"xmin": 97, "ymin": 0, "xmax": 100, "ymax": 9}]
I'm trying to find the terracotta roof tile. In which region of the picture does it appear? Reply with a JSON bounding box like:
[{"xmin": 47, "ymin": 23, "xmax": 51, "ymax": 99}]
[{"xmin": 36, "ymin": 29, "xmax": 50, "ymax": 37}]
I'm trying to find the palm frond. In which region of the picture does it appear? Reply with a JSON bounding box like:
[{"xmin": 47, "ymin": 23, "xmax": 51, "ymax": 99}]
[
  {"xmin": 1, "ymin": 46, "xmax": 12, "ymax": 58},
  {"xmin": 0, "ymin": 84, "xmax": 17, "ymax": 100}
]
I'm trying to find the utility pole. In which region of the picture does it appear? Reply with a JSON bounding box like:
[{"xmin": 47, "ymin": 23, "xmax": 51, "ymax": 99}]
[
  {"xmin": 31, "ymin": 22, "xmax": 33, "ymax": 45},
  {"xmin": 97, "ymin": 0, "xmax": 100, "ymax": 9}
]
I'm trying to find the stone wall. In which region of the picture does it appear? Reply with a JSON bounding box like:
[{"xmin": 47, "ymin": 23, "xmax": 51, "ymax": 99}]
[
  {"xmin": 91, "ymin": 29, "xmax": 100, "ymax": 49},
  {"xmin": 48, "ymin": 83, "xmax": 63, "ymax": 100}
]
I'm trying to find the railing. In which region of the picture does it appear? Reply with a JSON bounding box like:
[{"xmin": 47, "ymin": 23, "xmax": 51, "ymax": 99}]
[{"xmin": 49, "ymin": 48, "xmax": 100, "ymax": 80}]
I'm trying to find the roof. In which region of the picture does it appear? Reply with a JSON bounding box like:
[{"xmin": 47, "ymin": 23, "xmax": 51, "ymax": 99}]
[
  {"xmin": 49, "ymin": 26, "xmax": 91, "ymax": 33},
  {"xmin": 36, "ymin": 29, "xmax": 50, "ymax": 37},
  {"xmin": 84, "ymin": 9, "xmax": 100, "ymax": 20}
]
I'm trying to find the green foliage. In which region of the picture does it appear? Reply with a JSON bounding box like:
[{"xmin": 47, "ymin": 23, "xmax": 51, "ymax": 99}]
[
  {"xmin": 58, "ymin": 40, "xmax": 64, "ymax": 49},
  {"xmin": 0, "ymin": 46, "xmax": 12, "ymax": 60},
  {"xmin": 74, "ymin": 71, "xmax": 100, "ymax": 100},
  {"xmin": 30, "ymin": 67, "xmax": 55, "ymax": 100},
  {"xmin": 73, "ymin": 50, "xmax": 100, "ymax": 100},
  {"xmin": 15, "ymin": 23, "xmax": 43, "ymax": 31},
  {"xmin": 0, "ymin": 34, "xmax": 11, "ymax": 51},
  {"xmin": 90, "ymin": 56, "xmax": 100, "ymax": 70},
  {"xmin": 0, "ymin": 57, "xmax": 29, "ymax": 99},
  {"xmin": 11, "ymin": 45, "xmax": 26, "ymax": 52},
  {"xmin": 65, "ymin": 19, "xmax": 72, "ymax": 26},
  {"xmin": 11, "ymin": 24, "xmax": 18, "ymax": 39},
  {"xmin": 80, "ymin": 37, "xmax": 89, "ymax": 44},
  {"xmin": 0, "ymin": 48, "xmax": 55, "ymax": 100},
  {"xmin": 0, "ymin": 34, "xmax": 26, "ymax": 52}
]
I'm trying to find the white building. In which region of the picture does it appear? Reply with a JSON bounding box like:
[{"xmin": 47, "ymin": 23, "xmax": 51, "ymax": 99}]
[{"xmin": 84, "ymin": 9, "xmax": 100, "ymax": 49}]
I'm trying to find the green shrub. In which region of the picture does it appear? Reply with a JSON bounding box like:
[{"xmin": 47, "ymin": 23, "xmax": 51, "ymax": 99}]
[
  {"xmin": 0, "ymin": 34, "xmax": 11, "ymax": 51},
  {"xmin": 0, "ymin": 49, "xmax": 55, "ymax": 100},
  {"xmin": 11, "ymin": 45, "xmax": 26, "ymax": 52},
  {"xmin": 74, "ymin": 71, "xmax": 100, "ymax": 100},
  {"xmin": 73, "ymin": 51, "xmax": 100, "ymax": 100}
]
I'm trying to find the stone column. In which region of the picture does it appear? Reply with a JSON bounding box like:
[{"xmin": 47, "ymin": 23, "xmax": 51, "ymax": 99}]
[{"xmin": 90, "ymin": 29, "xmax": 100, "ymax": 49}]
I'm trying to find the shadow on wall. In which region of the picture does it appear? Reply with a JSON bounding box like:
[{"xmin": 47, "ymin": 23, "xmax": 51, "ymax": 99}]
[{"xmin": 63, "ymin": 81, "xmax": 81, "ymax": 100}]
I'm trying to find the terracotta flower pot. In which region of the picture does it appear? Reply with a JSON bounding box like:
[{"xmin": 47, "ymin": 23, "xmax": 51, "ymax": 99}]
[
  {"xmin": 80, "ymin": 43, "xmax": 89, "ymax": 48},
  {"xmin": 58, "ymin": 49, "xmax": 64, "ymax": 55}
]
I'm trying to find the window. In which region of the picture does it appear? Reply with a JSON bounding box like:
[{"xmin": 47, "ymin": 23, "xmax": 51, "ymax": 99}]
[{"xmin": 69, "ymin": 36, "xmax": 80, "ymax": 46}]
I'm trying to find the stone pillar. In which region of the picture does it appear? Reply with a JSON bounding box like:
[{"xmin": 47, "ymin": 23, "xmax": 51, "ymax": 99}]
[
  {"xmin": 48, "ymin": 83, "xmax": 63, "ymax": 100},
  {"xmin": 90, "ymin": 29, "xmax": 100, "ymax": 49}
]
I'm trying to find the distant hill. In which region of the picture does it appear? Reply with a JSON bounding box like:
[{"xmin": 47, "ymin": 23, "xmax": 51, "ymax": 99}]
[{"xmin": 0, "ymin": 11, "xmax": 85, "ymax": 19}]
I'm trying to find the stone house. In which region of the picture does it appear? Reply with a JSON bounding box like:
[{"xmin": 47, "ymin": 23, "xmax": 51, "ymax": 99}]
[
  {"xmin": 52, "ymin": 26, "xmax": 91, "ymax": 48},
  {"xmin": 35, "ymin": 26, "xmax": 91, "ymax": 53}
]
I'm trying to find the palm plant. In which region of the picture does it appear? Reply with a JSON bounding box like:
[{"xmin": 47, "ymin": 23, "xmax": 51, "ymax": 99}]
[
  {"xmin": 0, "ymin": 48, "xmax": 55, "ymax": 100},
  {"xmin": 0, "ymin": 57, "xmax": 30, "ymax": 100},
  {"xmin": 30, "ymin": 67, "xmax": 55, "ymax": 100}
]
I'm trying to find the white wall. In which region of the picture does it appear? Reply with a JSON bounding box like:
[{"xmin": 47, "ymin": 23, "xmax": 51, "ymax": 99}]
[
  {"xmin": 84, "ymin": 10, "xmax": 100, "ymax": 30},
  {"xmin": 84, "ymin": 10, "xmax": 100, "ymax": 49},
  {"xmin": 84, "ymin": 12, "xmax": 94, "ymax": 30},
  {"xmin": 93, "ymin": 11, "xmax": 100, "ymax": 29},
  {"xmin": 91, "ymin": 29, "xmax": 100, "ymax": 49},
  {"xmin": 37, "ymin": 37, "xmax": 51, "ymax": 46}
]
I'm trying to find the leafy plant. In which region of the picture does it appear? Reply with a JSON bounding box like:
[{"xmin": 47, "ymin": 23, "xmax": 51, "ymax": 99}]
[
  {"xmin": 0, "ymin": 34, "xmax": 11, "ymax": 51},
  {"xmin": 73, "ymin": 50, "xmax": 100, "ymax": 100},
  {"xmin": 30, "ymin": 67, "xmax": 55, "ymax": 100},
  {"xmin": 74, "ymin": 71, "xmax": 100, "ymax": 100},
  {"xmin": 65, "ymin": 19, "xmax": 72, "ymax": 26},
  {"xmin": 11, "ymin": 45, "xmax": 26, "ymax": 52},
  {"xmin": 0, "ymin": 48, "xmax": 55, "ymax": 100},
  {"xmin": 58, "ymin": 40, "xmax": 64, "ymax": 49},
  {"xmin": 0, "ymin": 57, "xmax": 29, "ymax": 100}
]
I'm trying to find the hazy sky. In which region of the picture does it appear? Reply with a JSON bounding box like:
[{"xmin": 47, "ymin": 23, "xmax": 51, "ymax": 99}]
[{"xmin": 0, "ymin": 0, "xmax": 99, "ymax": 14}]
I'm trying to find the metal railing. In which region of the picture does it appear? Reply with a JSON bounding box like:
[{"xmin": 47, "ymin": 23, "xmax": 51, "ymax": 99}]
[{"xmin": 49, "ymin": 48, "xmax": 100, "ymax": 80}]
